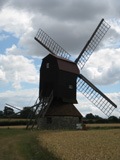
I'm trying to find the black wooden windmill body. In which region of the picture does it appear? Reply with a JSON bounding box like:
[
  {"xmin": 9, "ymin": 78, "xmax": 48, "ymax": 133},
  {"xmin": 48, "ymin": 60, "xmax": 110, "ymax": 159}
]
[{"xmin": 27, "ymin": 19, "xmax": 117, "ymax": 129}]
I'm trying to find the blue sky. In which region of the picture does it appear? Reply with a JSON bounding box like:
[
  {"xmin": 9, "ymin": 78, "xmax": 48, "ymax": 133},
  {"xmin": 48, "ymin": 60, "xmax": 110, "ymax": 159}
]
[
  {"xmin": 0, "ymin": 31, "xmax": 18, "ymax": 53},
  {"xmin": 0, "ymin": 0, "xmax": 120, "ymax": 118}
]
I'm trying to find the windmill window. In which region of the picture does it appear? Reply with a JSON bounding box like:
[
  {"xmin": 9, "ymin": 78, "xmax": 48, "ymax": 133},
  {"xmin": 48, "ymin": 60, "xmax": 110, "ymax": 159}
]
[
  {"xmin": 69, "ymin": 85, "xmax": 73, "ymax": 89},
  {"xmin": 46, "ymin": 63, "xmax": 49, "ymax": 68}
]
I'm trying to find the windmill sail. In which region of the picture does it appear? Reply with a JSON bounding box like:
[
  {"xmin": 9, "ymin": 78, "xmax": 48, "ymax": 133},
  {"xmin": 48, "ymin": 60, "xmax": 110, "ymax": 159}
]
[
  {"xmin": 77, "ymin": 74, "xmax": 117, "ymax": 117},
  {"xmin": 75, "ymin": 19, "xmax": 110, "ymax": 69},
  {"xmin": 5, "ymin": 103, "xmax": 22, "ymax": 111},
  {"xmin": 35, "ymin": 29, "xmax": 71, "ymax": 60}
]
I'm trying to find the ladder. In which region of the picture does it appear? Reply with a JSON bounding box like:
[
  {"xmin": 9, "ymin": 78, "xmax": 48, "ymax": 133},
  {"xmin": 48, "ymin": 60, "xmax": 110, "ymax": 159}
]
[{"xmin": 26, "ymin": 90, "xmax": 53, "ymax": 129}]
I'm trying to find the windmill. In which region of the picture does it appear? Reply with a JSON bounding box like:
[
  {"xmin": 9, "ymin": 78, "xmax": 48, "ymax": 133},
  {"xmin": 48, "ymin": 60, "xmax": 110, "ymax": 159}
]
[{"xmin": 26, "ymin": 19, "xmax": 117, "ymax": 129}]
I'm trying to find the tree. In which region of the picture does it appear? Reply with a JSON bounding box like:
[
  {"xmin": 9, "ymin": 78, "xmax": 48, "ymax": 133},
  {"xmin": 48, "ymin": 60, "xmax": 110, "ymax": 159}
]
[
  {"xmin": 94, "ymin": 115, "xmax": 102, "ymax": 119},
  {"xmin": 4, "ymin": 106, "xmax": 15, "ymax": 116},
  {"xmin": 108, "ymin": 116, "xmax": 118, "ymax": 123},
  {"xmin": 0, "ymin": 110, "xmax": 3, "ymax": 117},
  {"xmin": 20, "ymin": 107, "xmax": 35, "ymax": 118},
  {"xmin": 86, "ymin": 113, "xmax": 95, "ymax": 119}
]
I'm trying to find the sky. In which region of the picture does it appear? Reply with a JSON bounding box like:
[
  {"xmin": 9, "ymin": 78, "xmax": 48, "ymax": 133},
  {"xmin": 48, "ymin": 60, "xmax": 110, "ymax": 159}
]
[{"xmin": 0, "ymin": 0, "xmax": 120, "ymax": 118}]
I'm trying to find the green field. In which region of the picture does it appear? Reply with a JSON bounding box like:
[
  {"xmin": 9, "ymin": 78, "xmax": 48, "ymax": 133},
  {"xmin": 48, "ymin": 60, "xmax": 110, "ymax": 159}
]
[
  {"xmin": 0, "ymin": 128, "xmax": 59, "ymax": 160},
  {"xmin": 0, "ymin": 126, "xmax": 120, "ymax": 160}
]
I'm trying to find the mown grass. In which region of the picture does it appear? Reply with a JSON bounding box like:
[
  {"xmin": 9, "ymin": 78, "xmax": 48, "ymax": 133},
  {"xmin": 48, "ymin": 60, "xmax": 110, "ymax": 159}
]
[{"xmin": 0, "ymin": 128, "xmax": 60, "ymax": 160}]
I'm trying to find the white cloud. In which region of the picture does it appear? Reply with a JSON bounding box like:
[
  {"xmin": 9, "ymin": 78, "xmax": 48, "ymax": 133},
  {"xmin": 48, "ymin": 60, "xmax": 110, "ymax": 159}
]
[
  {"xmin": 82, "ymin": 48, "xmax": 120, "ymax": 85},
  {"xmin": 6, "ymin": 44, "xmax": 21, "ymax": 55},
  {"xmin": 0, "ymin": 54, "xmax": 39, "ymax": 89},
  {"xmin": 0, "ymin": 6, "xmax": 33, "ymax": 37},
  {"xmin": 0, "ymin": 88, "xmax": 39, "ymax": 111},
  {"xmin": 0, "ymin": 67, "xmax": 6, "ymax": 81},
  {"xmin": 109, "ymin": 19, "xmax": 120, "ymax": 34}
]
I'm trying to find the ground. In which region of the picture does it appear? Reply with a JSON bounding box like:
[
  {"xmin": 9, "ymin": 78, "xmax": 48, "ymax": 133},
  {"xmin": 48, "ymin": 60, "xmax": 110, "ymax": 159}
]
[{"xmin": 0, "ymin": 124, "xmax": 120, "ymax": 160}]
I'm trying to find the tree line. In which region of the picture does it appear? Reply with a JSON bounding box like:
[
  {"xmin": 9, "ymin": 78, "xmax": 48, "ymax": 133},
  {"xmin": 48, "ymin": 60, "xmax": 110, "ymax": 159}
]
[
  {"xmin": 83, "ymin": 113, "xmax": 120, "ymax": 123},
  {"xmin": 0, "ymin": 106, "xmax": 120, "ymax": 123},
  {"xmin": 0, "ymin": 106, "xmax": 35, "ymax": 119}
]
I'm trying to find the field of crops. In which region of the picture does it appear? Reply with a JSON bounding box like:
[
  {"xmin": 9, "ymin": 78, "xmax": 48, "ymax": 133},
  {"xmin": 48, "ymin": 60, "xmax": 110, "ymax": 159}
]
[{"xmin": 38, "ymin": 129, "xmax": 120, "ymax": 160}]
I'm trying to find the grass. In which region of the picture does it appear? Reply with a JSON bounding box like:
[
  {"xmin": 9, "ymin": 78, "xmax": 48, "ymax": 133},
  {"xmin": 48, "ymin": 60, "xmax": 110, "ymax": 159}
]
[{"xmin": 0, "ymin": 128, "xmax": 60, "ymax": 160}]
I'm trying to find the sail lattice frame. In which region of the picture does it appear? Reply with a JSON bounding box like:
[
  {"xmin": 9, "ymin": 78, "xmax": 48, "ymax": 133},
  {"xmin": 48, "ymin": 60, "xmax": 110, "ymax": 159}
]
[
  {"xmin": 77, "ymin": 74, "xmax": 117, "ymax": 117},
  {"xmin": 35, "ymin": 29, "xmax": 71, "ymax": 60},
  {"xmin": 75, "ymin": 19, "xmax": 110, "ymax": 69}
]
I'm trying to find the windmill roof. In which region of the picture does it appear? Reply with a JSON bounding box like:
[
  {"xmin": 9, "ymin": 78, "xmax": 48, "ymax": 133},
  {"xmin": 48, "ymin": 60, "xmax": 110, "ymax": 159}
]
[
  {"xmin": 45, "ymin": 54, "xmax": 80, "ymax": 75},
  {"xmin": 45, "ymin": 101, "xmax": 82, "ymax": 117}
]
